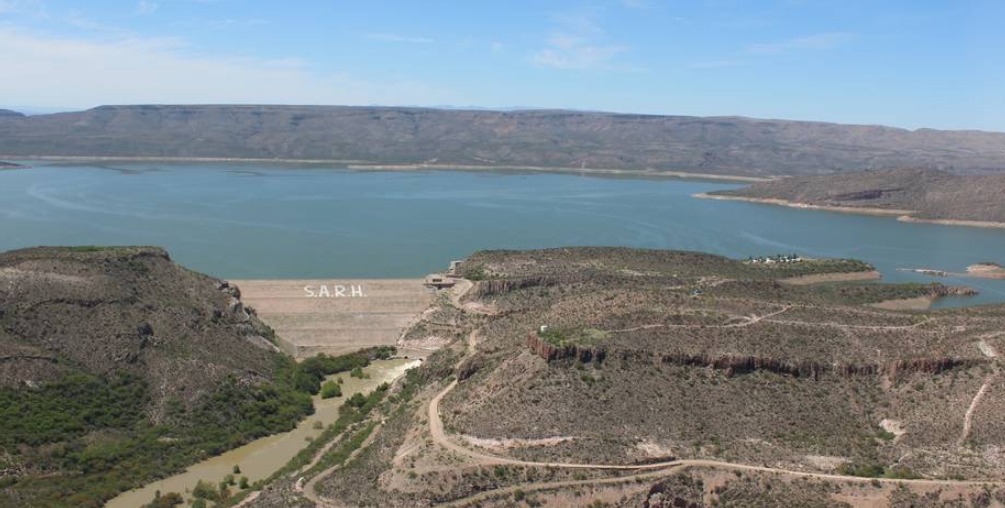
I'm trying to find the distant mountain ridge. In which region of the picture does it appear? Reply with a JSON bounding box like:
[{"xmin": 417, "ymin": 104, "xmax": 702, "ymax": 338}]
[{"xmin": 2, "ymin": 105, "xmax": 1005, "ymax": 177}]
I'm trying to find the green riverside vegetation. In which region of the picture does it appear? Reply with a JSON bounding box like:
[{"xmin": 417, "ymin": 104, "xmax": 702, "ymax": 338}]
[{"xmin": 0, "ymin": 347, "xmax": 395, "ymax": 507}]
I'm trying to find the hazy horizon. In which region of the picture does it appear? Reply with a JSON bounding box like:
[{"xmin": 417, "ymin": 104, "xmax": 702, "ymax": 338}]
[{"xmin": 4, "ymin": 103, "xmax": 1005, "ymax": 134}]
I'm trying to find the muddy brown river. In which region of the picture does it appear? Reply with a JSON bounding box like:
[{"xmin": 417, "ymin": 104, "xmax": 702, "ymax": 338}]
[{"xmin": 105, "ymin": 358, "xmax": 421, "ymax": 508}]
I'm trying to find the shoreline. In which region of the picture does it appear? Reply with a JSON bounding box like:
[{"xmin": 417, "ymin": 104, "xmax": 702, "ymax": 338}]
[
  {"xmin": 870, "ymin": 296, "xmax": 935, "ymax": 311},
  {"xmin": 694, "ymin": 193, "xmax": 1005, "ymax": 229},
  {"xmin": 0, "ymin": 161, "xmax": 30, "ymax": 170},
  {"xmin": 896, "ymin": 215, "xmax": 1005, "ymax": 229},
  {"xmin": 778, "ymin": 270, "xmax": 881, "ymax": 285},
  {"xmin": 901, "ymin": 264, "xmax": 1005, "ymax": 281},
  {"xmin": 2, "ymin": 155, "xmax": 773, "ymax": 183}
]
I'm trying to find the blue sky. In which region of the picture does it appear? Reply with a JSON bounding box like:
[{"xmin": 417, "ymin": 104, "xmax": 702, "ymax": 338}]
[{"xmin": 0, "ymin": 0, "xmax": 1003, "ymax": 131}]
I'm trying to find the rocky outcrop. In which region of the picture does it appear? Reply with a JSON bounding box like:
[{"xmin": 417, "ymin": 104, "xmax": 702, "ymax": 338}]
[
  {"xmin": 655, "ymin": 351, "xmax": 983, "ymax": 379},
  {"xmin": 473, "ymin": 276, "xmax": 561, "ymax": 298},
  {"xmin": 644, "ymin": 476, "xmax": 705, "ymax": 508},
  {"xmin": 926, "ymin": 284, "xmax": 979, "ymax": 297},
  {"xmin": 526, "ymin": 333, "xmax": 606, "ymax": 363},
  {"xmin": 456, "ymin": 354, "xmax": 484, "ymax": 381},
  {"xmin": 527, "ymin": 332, "xmax": 984, "ymax": 379}
]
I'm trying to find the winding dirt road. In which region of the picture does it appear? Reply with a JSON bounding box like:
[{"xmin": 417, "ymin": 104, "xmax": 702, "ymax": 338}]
[
  {"xmin": 305, "ymin": 278, "xmax": 1005, "ymax": 507},
  {"xmin": 424, "ymin": 280, "xmax": 1005, "ymax": 504}
]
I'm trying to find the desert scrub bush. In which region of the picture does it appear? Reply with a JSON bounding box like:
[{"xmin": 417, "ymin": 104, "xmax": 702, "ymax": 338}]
[
  {"xmin": 539, "ymin": 327, "xmax": 609, "ymax": 348},
  {"xmin": 320, "ymin": 380, "xmax": 342, "ymax": 399},
  {"xmin": 143, "ymin": 491, "xmax": 184, "ymax": 508},
  {"xmin": 463, "ymin": 264, "xmax": 491, "ymax": 280}
]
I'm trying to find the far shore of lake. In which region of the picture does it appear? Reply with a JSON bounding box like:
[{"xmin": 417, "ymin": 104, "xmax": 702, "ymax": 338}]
[
  {"xmin": 694, "ymin": 193, "xmax": 1005, "ymax": 230},
  {"xmin": 1, "ymin": 155, "xmax": 773, "ymax": 183}
]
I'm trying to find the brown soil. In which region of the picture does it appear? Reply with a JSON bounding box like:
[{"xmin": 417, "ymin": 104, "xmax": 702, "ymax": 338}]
[{"xmin": 780, "ymin": 270, "xmax": 882, "ymax": 285}]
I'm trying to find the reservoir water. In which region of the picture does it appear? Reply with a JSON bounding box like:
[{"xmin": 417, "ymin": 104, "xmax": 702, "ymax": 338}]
[{"xmin": 1, "ymin": 162, "xmax": 1004, "ymax": 308}]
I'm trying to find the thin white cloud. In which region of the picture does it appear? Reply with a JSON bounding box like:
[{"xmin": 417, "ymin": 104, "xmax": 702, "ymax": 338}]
[
  {"xmin": 533, "ymin": 33, "xmax": 628, "ymax": 70},
  {"xmin": 745, "ymin": 32, "xmax": 855, "ymax": 55},
  {"xmin": 135, "ymin": 1, "xmax": 158, "ymax": 15},
  {"xmin": 365, "ymin": 32, "xmax": 434, "ymax": 44},
  {"xmin": 0, "ymin": 28, "xmax": 461, "ymax": 108},
  {"xmin": 0, "ymin": 0, "xmax": 46, "ymax": 17},
  {"xmin": 532, "ymin": 8, "xmax": 638, "ymax": 71}
]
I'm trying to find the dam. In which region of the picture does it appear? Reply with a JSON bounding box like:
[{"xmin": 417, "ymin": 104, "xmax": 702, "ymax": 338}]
[{"xmin": 231, "ymin": 278, "xmax": 435, "ymax": 358}]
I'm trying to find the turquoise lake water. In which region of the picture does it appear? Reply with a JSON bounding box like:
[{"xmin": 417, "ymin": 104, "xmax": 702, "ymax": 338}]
[{"xmin": 1, "ymin": 162, "xmax": 1004, "ymax": 308}]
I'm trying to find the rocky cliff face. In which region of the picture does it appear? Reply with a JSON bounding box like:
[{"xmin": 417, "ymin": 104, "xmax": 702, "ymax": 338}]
[
  {"xmin": 526, "ymin": 332, "xmax": 607, "ymax": 363},
  {"xmin": 527, "ymin": 332, "xmax": 984, "ymax": 379},
  {"xmin": 471, "ymin": 276, "xmax": 562, "ymax": 298}
]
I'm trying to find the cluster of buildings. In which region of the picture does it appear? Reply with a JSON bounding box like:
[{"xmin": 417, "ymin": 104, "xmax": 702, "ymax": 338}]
[{"xmin": 745, "ymin": 254, "xmax": 804, "ymax": 264}]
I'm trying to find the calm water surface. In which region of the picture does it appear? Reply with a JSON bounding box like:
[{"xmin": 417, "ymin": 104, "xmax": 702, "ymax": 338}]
[{"xmin": 1, "ymin": 162, "xmax": 1004, "ymax": 308}]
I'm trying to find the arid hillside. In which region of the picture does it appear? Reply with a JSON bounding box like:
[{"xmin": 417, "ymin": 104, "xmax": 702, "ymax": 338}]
[
  {"xmin": 440, "ymin": 249, "xmax": 1003, "ymax": 474},
  {"xmin": 3, "ymin": 106, "xmax": 1005, "ymax": 177},
  {"xmin": 0, "ymin": 247, "xmax": 312, "ymax": 507},
  {"xmin": 709, "ymin": 168, "xmax": 1005, "ymax": 224},
  {"xmin": 245, "ymin": 247, "xmax": 1005, "ymax": 508}
]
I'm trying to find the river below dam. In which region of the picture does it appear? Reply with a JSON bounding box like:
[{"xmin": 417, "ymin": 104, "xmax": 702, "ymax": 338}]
[
  {"xmin": 1, "ymin": 162, "xmax": 1005, "ymax": 308},
  {"xmin": 105, "ymin": 358, "xmax": 420, "ymax": 508}
]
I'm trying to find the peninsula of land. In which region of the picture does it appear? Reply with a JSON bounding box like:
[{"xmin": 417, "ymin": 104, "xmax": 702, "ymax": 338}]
[
  {"xmin": 249, "ymin": 247, "xmax": 1005, "ymax": 508},
  {"xmin": 698, "ymin": 168, "xmax": 1005, "ymax": 228},
  {"xmin": 0, "ymin": 160, "xmax": 27, "ymax": 169},
  {"xmin": 901, "ymin": 263, "xmax": 1005, "ymax": 281}
]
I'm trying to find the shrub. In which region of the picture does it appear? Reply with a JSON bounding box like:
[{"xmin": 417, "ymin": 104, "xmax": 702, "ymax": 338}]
[
  {"xmin": 347, "ymin": 393, "xmax": 367, "ymax": 409},
  {"xmin": 320, "ymin": 380, "xmax": 342, "ymax": 399},
  {"xmin": 191, "ymin": 480, "xmax": 218, "ymax": 500},
  {"xmin": 144, "ymin": 491, "xmax": 184, "ymax": 508}
]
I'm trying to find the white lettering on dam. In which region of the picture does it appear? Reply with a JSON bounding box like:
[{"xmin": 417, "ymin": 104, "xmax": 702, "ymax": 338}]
[{"xmin": 303, "ymin": 284, "xmax": 366, "ymax": 298}]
